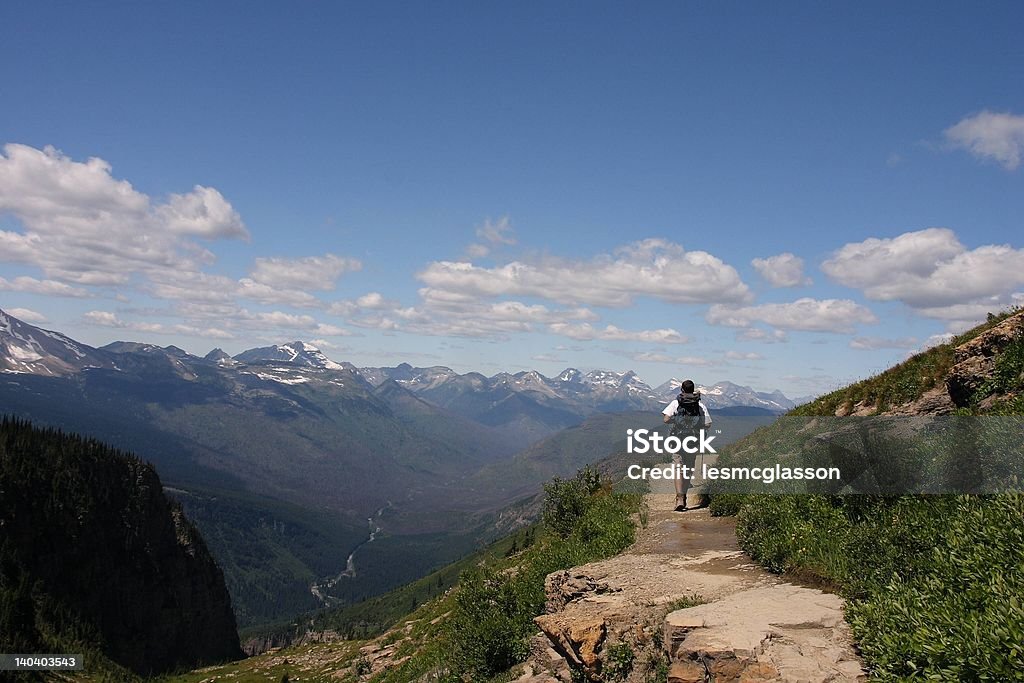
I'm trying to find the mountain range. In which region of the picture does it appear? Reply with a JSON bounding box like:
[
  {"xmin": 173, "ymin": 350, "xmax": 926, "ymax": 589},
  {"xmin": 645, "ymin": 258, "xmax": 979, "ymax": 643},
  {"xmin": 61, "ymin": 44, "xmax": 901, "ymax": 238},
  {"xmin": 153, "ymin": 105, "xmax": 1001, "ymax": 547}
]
[{"xmin": 0, "ymin": 307, "xmax": 793, "ymax": 628}]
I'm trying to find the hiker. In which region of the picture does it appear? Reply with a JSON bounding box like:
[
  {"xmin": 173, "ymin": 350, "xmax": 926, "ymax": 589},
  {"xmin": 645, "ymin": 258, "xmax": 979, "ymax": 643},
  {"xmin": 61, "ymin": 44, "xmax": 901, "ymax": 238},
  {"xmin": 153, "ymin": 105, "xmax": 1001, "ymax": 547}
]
[{"xmin": 662, "ymin": 379, "xmax": 712, "ymax": 511}]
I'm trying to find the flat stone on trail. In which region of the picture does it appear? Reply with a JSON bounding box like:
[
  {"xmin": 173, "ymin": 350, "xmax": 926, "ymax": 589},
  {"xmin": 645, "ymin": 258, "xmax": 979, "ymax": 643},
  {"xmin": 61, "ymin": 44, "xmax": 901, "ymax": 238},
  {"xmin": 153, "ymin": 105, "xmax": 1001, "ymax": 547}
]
[{"xmin": 527, "ymin": 492, "xmax": 866, "ymax": 682}]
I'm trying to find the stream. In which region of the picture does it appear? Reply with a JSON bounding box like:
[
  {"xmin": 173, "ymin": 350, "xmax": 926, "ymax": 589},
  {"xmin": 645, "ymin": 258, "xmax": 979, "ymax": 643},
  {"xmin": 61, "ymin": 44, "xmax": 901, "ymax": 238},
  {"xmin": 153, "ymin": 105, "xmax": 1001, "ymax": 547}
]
[{"xmin": 310, "ymin": 504, "xmax": 388, "ymax": 605}]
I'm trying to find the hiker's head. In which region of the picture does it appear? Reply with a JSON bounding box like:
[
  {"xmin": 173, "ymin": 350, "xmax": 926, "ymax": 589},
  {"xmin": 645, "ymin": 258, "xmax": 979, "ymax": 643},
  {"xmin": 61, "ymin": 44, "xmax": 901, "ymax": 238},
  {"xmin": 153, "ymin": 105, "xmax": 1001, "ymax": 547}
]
[{"xmin": 680, "ymin": 379, "xmax": 695, "ymax": 393}]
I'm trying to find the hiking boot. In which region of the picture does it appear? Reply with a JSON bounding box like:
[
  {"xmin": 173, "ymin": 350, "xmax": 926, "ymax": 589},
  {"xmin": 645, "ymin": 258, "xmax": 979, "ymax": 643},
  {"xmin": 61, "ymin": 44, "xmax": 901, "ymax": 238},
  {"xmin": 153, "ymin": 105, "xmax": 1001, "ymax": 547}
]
[{"xmin": 674, "ymin": 495, "xmax": 687, "ymax": 512}]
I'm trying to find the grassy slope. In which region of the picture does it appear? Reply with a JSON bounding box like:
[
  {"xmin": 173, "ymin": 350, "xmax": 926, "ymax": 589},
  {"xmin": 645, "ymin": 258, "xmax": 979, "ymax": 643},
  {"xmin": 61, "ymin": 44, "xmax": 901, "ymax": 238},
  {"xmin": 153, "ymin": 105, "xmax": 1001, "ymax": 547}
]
[
  {"xmin": 791, "ymin": 308, "xmax": 1020, "ymax": 417},
  {"xmin": 713, "ymin": 308, "xmax": 1024, "ymax": 681}
]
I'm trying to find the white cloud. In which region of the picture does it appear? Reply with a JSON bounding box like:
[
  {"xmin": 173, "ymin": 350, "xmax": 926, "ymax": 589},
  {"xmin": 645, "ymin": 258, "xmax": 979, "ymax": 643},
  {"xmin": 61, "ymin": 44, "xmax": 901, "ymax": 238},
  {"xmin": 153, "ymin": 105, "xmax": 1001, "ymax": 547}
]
[
  {"xmin": 248, "ymin": 254, "xmax": 361, "ymax": 290},
  {"xmin": 0, "ymin": 144, "xmax": 248, "ymax": 286},
  {"xmin": 465, "ymin": 243, "xmax": 491, "ymax": 258},
  {"xmin": 355, "ymin": 292, "xmax": 400, "ymax": 309},
  {"xmin": 418, "ymin": 238, "xmax": 751, "ymax": 307},
  {"xmin": 736, "ymin": 328, "xmax": 788, "ymax": 343},
  {"xmin": 330, "ymin": 288, "xmax": 608, "ymax": 340},
  {"xmin": 236, "ymin": 278, "xmax": 320, "ymax": 307},
  {"xmin": 751, "ymin": 252, "xmax": 810, "ymax": 287},
  {"xmin": 476, "ymin": 215, "xmax": 516, "ymax": 245},
  {"xmin": 821, "ymin": 228, "xmax": 963, "ymax": 298},
  {"xmin": 547, "ymin": 322, "xmax": 690, "ymax": 344},
  {"xmin": 849, "ymin": 336, "xmax": 919, "ymax": 350},
  {"xmin": 724, "ymin": 350, "xmax": 764, "ymax": 360},
  {"xmin": 923, "ymin": 333, "xmax": 956, "ymax": 348},
  {"xmin": 707, "ymin": 298, "xmax": 877, "ymax": 333},
  {"xmin": 7, "ymin": 307, "xmax": 48, "ymax": 323},
  {"xmin": 244, "ymin": 310, "xmax": 318, "ymax": 329},
  {"xmin": 82, "ymin": 309, "xmax": 235, "ymax": 339},
  {"xmin": 531, "ymin": 353, "xmax": 566, "ymax": 363},
  {"xmin": 314, "ymin": 323, "xmax": 354, "ymax": 337},
  {"xmin": 822, "ymin": 228, "xmax": 1024, "ymax": 321},
  {"xmin": 617, "ymin": 350, "xmax": 718, "ymax": 366},
  {"xmin": 464, "ymin": 214, "xmax": 515, "ymax": 258},
  {"xmin": 157, "ymin": 185, "xmax": 248, "ymax": 238},
  {"xmin": 0, "ymin": 275, "xmax": 90, "ymax": 297},
  {"xmin": 944, "ymin": 110, "xmax": 1024, "ymax": 170},
  {"xmin": 309, "ymin": 338, "xmax": 349, "ymax": 352},
  {"xmin": 83, "ymin": 310, "xmax": 121, "ymax": 326}
]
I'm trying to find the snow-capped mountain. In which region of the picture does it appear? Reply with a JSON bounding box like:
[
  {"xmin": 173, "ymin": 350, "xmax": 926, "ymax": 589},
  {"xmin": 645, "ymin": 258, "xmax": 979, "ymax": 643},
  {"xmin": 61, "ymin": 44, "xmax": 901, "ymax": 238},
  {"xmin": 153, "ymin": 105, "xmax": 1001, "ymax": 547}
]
[
  {"xmin": 0, "ymin": 307, "xmax": 793, "ymax": 417},
  {"xmin": 0, "ymin": 308, "xmax": 116, "ymax": 376},
  {"xmin": 233, "ymin": 341, "xmax": 345, "ymax": 370},
  {"xmin": 358, "ymin": 363, "xmax": 461, "ymax": 391},
  {"xmin": 360, "ymin": 365, "xmax": 661, "ymax": 420},
  {"xmin": 654, "ymin": 378, "xmax": 795, "ymax": 412}
]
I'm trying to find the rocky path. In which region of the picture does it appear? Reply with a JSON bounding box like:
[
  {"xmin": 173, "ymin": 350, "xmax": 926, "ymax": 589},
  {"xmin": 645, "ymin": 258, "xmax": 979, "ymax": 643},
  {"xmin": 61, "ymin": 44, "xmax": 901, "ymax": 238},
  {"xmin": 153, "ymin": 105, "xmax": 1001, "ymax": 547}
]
[{"xmin": 519, "ymin": 491, "xmax": 866, "ymax": 682}]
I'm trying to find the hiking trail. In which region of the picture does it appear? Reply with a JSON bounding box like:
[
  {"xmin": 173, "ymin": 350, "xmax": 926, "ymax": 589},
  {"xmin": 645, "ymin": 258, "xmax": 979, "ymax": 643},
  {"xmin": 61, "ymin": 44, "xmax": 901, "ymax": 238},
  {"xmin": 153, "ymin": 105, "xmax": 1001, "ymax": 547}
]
[{"xmin": 518, "ymin": 489, "xmax": 867, "ymax": 682}]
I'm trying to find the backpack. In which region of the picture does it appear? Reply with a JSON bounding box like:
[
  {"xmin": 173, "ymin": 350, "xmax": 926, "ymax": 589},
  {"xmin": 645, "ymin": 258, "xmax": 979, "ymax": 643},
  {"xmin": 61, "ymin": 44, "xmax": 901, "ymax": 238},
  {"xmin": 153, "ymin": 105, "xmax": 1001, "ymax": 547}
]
[{"xmin": 673, "ymin": 391, "xmax": 704, "ymax": 430}]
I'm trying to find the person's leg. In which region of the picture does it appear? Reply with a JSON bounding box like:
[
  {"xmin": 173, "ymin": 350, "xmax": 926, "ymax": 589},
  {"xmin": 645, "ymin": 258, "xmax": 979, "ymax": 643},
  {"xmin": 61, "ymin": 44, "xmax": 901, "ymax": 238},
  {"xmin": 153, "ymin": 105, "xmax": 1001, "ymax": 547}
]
[
  {"xmin": 671, "ymin": 452, "xmax": 686, "ymax": 510},
  {"xmin": 677, "ymin": 448, "xmax": 695, "ymax": 510}
]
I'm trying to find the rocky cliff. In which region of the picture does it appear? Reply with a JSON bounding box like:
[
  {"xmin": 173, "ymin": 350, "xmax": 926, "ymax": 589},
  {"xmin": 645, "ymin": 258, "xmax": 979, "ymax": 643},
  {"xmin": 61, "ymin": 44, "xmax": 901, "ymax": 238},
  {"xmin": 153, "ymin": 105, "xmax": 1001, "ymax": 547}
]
[
  {"xmin": 824, "ymin": 307, "xmax": 1024, "ymax": 417},
  {"xmin": 0, "ymin": 417, "xmax": 242, "ymax": 675}
]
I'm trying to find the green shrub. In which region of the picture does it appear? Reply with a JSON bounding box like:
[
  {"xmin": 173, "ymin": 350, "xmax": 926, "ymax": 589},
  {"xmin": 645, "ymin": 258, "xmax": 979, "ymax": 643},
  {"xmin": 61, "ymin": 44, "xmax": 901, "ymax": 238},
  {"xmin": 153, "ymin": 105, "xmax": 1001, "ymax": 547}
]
[
  {"xmin": 443, "ymin": 467, "xmax": 640, "ymax": 679},
  {"xmin": 603, "ymin": 642, "xmax": 634, "ymax": 680},
  {"xmin": 732, "ymin": 493, "xmax": 1024, "ymax": 681},
  {"xmin": 542, "ymin": 465, "xmax": 602, "ymax": 538},
  {"xmin": 846, "ymin": 494, "xmax": 1024, "ymax": 681}
]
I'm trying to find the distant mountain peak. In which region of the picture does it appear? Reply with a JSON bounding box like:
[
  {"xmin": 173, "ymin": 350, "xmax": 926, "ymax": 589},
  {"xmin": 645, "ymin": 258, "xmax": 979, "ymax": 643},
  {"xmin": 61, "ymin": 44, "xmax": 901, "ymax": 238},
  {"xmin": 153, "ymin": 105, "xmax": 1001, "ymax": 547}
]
[
  {"xmin": 557, "ymin": 368, "xmax": 583, "ymax": 382},
  {"xmin": 204, "ymin": 348, "xmax": 235, "ymax": 365},
  {"xmin": 0, "ymin": 308, "xmax": 114, "ymax": 376},
  {"xmin": 234, "ymin": 341, "xmax": 344, "ymax": 370},
  {"xmin": 655, "ymin": 378, "xmax": 794, "ymax": 412}
]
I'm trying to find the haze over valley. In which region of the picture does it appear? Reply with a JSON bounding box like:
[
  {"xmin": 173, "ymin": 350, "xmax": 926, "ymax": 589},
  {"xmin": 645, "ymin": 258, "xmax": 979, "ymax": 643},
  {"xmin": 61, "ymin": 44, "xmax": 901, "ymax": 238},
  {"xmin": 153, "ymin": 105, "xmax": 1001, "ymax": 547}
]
[{"xmin": 0, "ymin": 307, "xmax": 787, "ymax": 628}]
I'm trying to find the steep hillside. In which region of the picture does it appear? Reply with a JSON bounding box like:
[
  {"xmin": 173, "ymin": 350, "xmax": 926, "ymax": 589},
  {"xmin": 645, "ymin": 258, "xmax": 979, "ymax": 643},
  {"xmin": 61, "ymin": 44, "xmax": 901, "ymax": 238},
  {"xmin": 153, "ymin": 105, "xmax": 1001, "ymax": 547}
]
[
  {"xmin": 0, "ymin": 417, "xmax": 241, "ymax": 676},
  {"xmin": 713, "ymin": 307, "xmax": 1024, "ymax": 681},
  {"xmin": 793, "ymin": 307, "xmax": 1024, "ymax": 417}
]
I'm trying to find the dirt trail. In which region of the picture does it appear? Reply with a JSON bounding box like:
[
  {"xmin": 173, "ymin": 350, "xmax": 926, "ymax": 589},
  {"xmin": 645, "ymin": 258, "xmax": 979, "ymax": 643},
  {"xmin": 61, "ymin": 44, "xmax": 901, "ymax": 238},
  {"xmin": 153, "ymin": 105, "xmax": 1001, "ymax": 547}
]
[{"xmin": 520, "ymin": 491, "xmax": 866, "ymax": 682}]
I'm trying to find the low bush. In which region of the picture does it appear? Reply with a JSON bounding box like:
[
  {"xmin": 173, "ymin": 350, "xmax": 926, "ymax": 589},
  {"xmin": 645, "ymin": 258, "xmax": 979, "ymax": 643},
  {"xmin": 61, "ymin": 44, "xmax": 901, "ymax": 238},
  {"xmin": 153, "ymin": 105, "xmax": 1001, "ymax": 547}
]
[
  {"xmin": 443, "ymin": 466, "xmax": 641, "ymax": 679},
  {"xmin": 727, "ymin": 493, "xmax": 1024, "ymax": 680}
]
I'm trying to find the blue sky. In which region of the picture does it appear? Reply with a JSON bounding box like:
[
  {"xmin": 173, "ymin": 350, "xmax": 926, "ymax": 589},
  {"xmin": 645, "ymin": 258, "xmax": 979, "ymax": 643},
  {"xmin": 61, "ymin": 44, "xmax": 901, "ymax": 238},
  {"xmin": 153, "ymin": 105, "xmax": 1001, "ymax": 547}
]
[{"xmin": 2, "ymin": 2, "xmax": 1023, "ymax": 397}]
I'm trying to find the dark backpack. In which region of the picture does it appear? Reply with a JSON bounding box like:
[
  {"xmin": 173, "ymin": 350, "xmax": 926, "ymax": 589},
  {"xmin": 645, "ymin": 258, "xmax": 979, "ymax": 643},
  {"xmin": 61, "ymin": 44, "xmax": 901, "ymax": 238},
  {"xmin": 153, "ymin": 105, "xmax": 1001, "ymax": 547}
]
[{"xmin": 673, "ymin": 392, "xmax": 704, "ymax": 430}]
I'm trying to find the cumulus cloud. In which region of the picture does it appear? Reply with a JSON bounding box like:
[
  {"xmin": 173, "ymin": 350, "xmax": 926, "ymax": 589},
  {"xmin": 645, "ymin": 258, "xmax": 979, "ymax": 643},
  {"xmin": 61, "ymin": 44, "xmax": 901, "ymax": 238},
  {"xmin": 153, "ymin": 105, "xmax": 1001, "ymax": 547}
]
[
  {"xmin": 248, "ymin": 254, "xmax": 361, "ymax": 291},
  {"xmin": 418, "ymin": 238, "xmax": 751, "ymax": 307},
  {"xmin": 707, "ymin": 298, "xmax": 878, "ymax": 333},
  {"xmin": 83, "ymin": 310, "xmax": 121, "ymax": 326},
  {"xmin": 751, "ymin": 252, "xmax": 810, "ymax": 287},
  {"xmin": 0, "ymin": 275, "xmax": 90, "ymax": 297},
  {"xmin": 736, "ymin": 328, "xmax": 788, "ymax": 343},
  {"xmin": 313, "ymin": 323, "xmax": 353, "ymax": 337},
  {"xmin": 724, "ymin": 350, "xmax": 765, "ymax": 360},
  {"xmin": 236, "ymin": 278, "xmax": 320, "ymax": 307},
  {"xmin": 0, "ymin": 144, "xmax": 248, "ymax": 286},
  {"xmin": 822, "ymin": 228, "xmax": 1024, "ymax": 324},
  {"xmin": 82, "ymin": 309, "xmax": 234, "ymax": 339},
  {"xmin": 156, "ymin": 185, "xmax": 248, "ymax": 238},
  {"xmin": 7, "ymin": 307, "xmax": 48, "ymax": 323},
  {"xmin": 611, "ymin": 350, "xmax": 718, "ymax": 366},
  {"xmin": 944, "ymin": 110, "xmax": 1024, "ymax": 170},
  {"xmin": 548, "ymin": 322, "xmax": 690, "ymax": 344}
]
